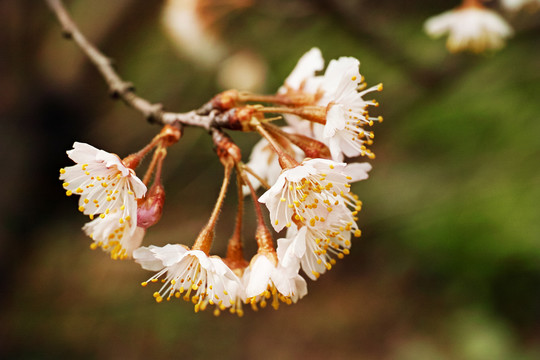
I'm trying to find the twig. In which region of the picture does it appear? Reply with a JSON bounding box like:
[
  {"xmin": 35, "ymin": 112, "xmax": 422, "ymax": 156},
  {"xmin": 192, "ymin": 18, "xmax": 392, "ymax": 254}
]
[{"xmin": 45, "ymin": 0, "xmax": 214, "ymax": 130}]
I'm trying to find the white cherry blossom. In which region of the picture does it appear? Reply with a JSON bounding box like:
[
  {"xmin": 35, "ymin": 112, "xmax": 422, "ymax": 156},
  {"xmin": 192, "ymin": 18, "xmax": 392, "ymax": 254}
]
[
  {"xmin": 258, "ymin": 158, "xmax": 370, "ymax": 232},
  {"xmin": 83, "ymin": 210, "xmax": 145, "ymax": 260},
  {"xmin": 501, "ymin": 0, "xmax": 540, "ymax": 12},
  {"xmin": 316, "ymin": 57, "xmax": 382, "ymax": 162},
  {"xmin": 279, "ymin": 48, "xmax": 326, "ymax": 138},
  {"xmin": 242, "ymin": 252, "xmax": 307, "ymax": 310},
  {"xmin": 424, "ymin": 6, "xmax": 513, "ymax": 53},
  {"xmin": 133, "ymin": 244, "xmax": 244, "ymax": 314},
  {"xmin": 60, "ymin": 142, "xmax": 146, "ymax": 224},
  {"xmin": 277, "ymin": 206, "xmax": 361, "ymax": 280}
]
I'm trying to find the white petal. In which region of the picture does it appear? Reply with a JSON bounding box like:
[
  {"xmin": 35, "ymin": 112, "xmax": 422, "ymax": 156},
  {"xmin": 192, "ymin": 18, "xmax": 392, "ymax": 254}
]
[
  {"xmin": 343, "ymin": 162, "xmax": 372, "ymax": 182},
  {"xmin": 282, "ymin": 47, "xmax": 324, "ymax": 91}
]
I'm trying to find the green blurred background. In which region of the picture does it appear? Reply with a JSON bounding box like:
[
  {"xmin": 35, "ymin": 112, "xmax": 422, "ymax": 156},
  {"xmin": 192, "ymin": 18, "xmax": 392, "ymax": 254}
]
[{"xmin": 1, "ymin": 0, "xmax": 539, "ymax": 359}]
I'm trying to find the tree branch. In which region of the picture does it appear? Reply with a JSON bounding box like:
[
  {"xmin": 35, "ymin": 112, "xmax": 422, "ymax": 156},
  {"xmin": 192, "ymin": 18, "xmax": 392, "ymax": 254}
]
[{"xmin": 45, "ymin": 0, "xmax": 214, "ymax": 130}]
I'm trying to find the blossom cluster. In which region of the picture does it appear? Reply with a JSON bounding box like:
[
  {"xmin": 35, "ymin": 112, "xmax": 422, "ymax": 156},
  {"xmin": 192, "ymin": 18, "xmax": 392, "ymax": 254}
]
[
  {"xmin": 424, "ymin": 0, "xmax": 539, "ymax": 54},
  {"xmin": 59, "ymin": 48, "xmax": 382, "ymax": 316}
]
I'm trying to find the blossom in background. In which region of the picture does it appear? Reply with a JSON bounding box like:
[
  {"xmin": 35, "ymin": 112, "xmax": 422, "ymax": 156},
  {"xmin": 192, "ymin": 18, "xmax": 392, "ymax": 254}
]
[
  {"xmin": 134, "ymin": 244, "xmax": 245, "ymax": 314},
  {"xmin": 259, "ymin": 158, "xmax": 370, "ymax": 232},
  {"xmin": 501, "ymin": 0, "xmax": 540, "ymax": 12},
  {"xmin": 242, "ymin": 252, "xmax": 307, "ymax": 309},
  {"xmin": 60, "ymin": 142, "xmax": 147, "ymax": 258},
  {"xmin": 424, "ymin": 4, "xmax": 513, "ymax": 53},
  {"xmin": 162, "ymin": 0, "xmax": 227, "ymax": 67}
]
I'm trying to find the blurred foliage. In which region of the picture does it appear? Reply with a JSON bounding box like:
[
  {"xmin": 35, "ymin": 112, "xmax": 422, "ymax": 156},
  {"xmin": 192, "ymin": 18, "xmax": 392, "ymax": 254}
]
[{"xmin": 1, "ymin": 0, "xmax": 539, "ymax": 359}]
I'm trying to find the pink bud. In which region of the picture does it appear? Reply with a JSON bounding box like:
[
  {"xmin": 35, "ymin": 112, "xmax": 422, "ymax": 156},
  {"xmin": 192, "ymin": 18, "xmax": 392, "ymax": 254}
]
[{"xmin": 137, "ymin": 182, "xmax": 165, "ymax": 229}]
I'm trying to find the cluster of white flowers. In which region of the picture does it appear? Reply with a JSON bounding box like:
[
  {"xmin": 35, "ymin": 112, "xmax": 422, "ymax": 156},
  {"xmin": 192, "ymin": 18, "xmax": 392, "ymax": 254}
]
[
  {"xmin": 132, "ymin": 157, "xmax": 370, "ymax": 314},
  {"xmin": 60, "ymin": 48, "xmax": 381, "ymax": 316}
]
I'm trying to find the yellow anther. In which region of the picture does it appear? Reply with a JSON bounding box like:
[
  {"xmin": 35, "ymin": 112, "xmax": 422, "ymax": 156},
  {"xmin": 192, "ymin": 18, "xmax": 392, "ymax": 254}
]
[
  {"xmin": 78, "ymin": 206, "xmax": 85, "ymax": 212},
  {"xmin": 120, "ymin": 205, "xmax": 125, "ymax": 210},
  {"xmin": 99, "ymin": 214, "xmax": 105, "ymax": 219},
  {"xmin": 377, "ymin": 83, "xmax": 383, "ymax": 91},
  {"xmin": 65, "ymin": 190, "xmax": 72, "ymax": 196},
  {"xmin": 59, "ymin": 168, "xmax": 66, "ymax": 174},
  {"xmin": 62, "ymin": 182, "xmax": 69, "ymax": 187},
  {"xmin": 351, "ymin": 76, "xmax": 357, "ymax": 81},
  {"xmin": 89, "ymin": 242, "xmax": 98, "ymax": 250},
  {"xmin": 354, "ymin": 229, "xmax": 361, "ymax": 237}
]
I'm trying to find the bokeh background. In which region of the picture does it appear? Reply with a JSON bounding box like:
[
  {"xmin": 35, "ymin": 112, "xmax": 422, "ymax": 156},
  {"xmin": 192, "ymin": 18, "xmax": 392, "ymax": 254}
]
[{"xmin": 1, "ymin": 0, "xmax": 540, "ymax": 359}]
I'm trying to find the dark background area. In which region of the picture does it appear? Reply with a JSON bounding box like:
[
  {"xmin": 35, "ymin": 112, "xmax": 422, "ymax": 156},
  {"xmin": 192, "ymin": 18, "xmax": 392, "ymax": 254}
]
[{"xmin": 1, "ymin": 0, "xmax": 540, "ymax": 359}]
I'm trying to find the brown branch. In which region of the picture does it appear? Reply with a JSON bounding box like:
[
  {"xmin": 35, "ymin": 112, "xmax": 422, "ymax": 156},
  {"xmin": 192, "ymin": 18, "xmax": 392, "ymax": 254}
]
[{"xmin": 45, "ymin": 0, "xmax": 215, "ymax": 130}]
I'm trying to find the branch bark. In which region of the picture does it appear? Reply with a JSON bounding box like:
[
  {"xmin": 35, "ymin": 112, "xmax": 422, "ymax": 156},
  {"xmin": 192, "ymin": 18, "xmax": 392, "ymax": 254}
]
[{"xmin": 45, "ymin": 0, "xmax": 214, "ymax": 130}]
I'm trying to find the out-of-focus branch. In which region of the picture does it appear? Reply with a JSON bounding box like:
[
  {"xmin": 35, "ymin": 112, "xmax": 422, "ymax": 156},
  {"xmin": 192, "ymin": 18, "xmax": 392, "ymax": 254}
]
[{"xmin": 45, "ymin": 0, "xmax": 214, "ymax": 130}]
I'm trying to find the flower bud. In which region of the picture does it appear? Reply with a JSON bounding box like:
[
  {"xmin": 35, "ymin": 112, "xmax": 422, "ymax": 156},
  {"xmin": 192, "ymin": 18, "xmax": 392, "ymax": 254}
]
[
  {"xmin": 137, "ymin": 182, "xmax": 165, "ymax": 229},
  {"xmin": 211, "ymin": 90, "xmax": 239, "ymax": 111}
]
